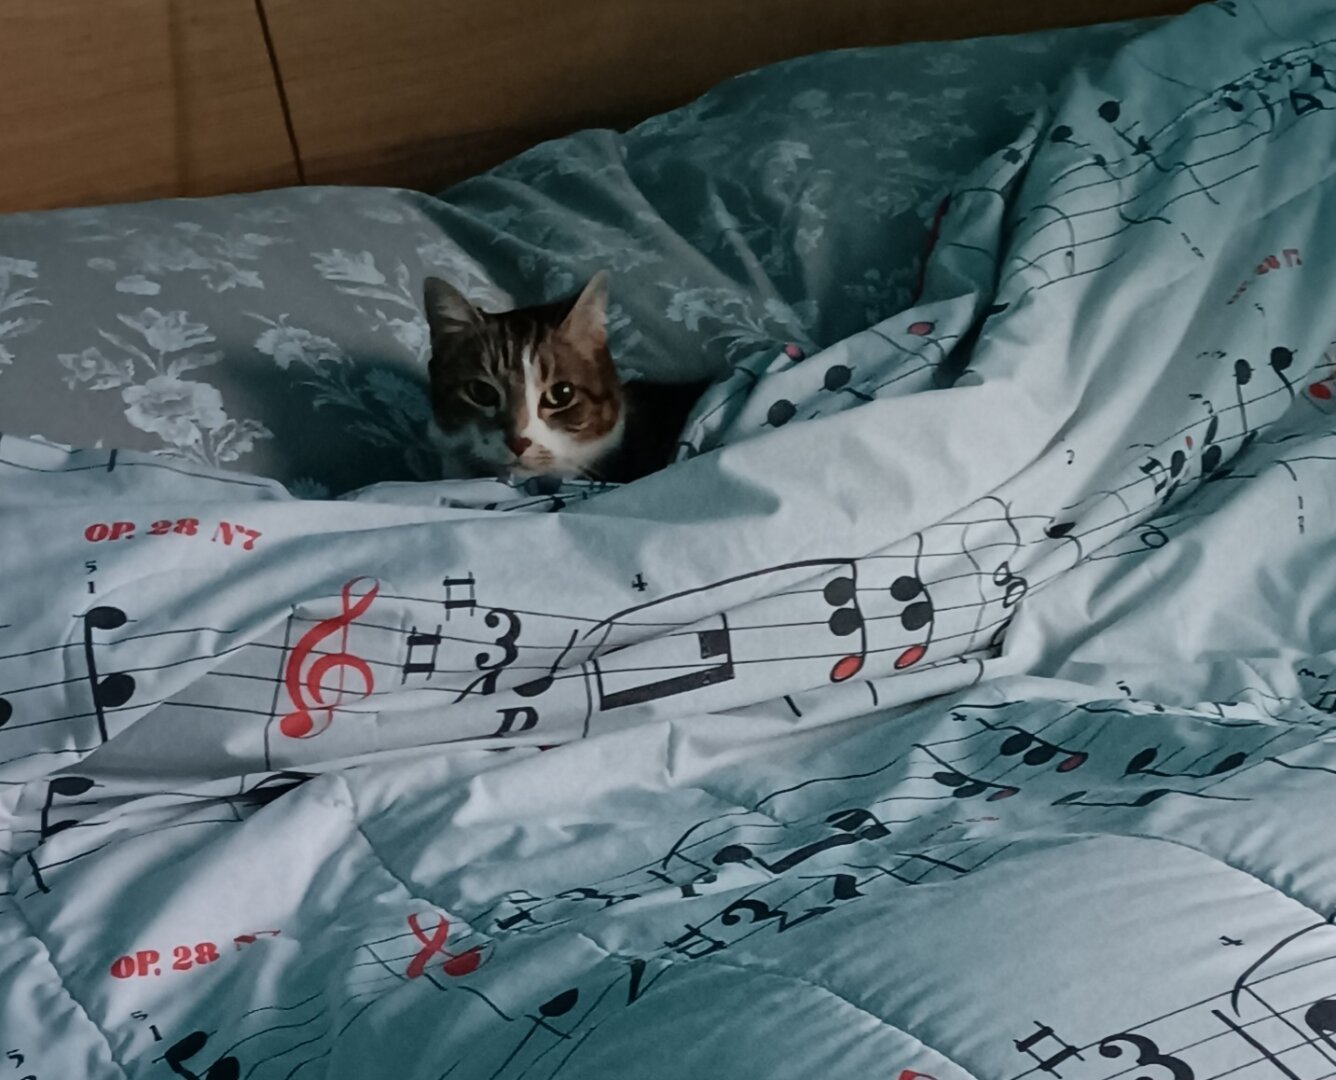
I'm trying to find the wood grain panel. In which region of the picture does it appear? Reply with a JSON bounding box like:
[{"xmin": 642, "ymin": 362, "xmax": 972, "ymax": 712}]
[
  {"xmin": 0, "ymin": 0, "xmax": 297, "ymax": 213},
  {"xmin": 265, "ymin": 0, "xmax": 1196, "ymax": 194}
]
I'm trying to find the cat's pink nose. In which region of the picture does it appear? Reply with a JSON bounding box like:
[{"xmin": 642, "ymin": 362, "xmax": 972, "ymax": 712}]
[{"xmin": 505, "ymin": 435, "xmax": 532, "ymax": 457}]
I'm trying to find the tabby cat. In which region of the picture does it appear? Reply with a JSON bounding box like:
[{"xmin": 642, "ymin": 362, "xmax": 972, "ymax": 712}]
[{"xmin": 423, "ymin": 272, "xmax": 705, "ymax": 483}]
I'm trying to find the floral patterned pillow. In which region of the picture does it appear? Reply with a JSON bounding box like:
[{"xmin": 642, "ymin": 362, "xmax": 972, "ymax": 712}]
[{"xmin": 0, "ymin": 16, "xmax": 1159, "ymax": 494}]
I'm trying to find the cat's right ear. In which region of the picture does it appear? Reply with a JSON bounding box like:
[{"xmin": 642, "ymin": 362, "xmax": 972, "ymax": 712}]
[{"xmin": 423, "ymin": 277, "xmax": 482, "ymax": 343}]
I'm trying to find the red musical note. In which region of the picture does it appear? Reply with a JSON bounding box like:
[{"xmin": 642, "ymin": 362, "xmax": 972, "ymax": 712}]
[
  {"xmin": 405, "ymin": 912, "xmax": 485, "ymax": 979},
  {"xmin": 278, "ymin": 578, "xmax": 378, "ymax": 739},
  {"xmin": 443, "ymin": 946, "xmax": 484, "ymax": 976},
  {"xmin": 831, "ymin": 655, "xmax": 863, "ymax": 682},
  {"xmin": 895, "ymin": 644, "xmax": 927, "ymax": 670}
]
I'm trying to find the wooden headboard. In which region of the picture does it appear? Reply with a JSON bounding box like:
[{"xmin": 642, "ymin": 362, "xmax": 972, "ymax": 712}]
[{"xmin": 0, "ymin": 0, "xmax": 1196, "ymax": 215}]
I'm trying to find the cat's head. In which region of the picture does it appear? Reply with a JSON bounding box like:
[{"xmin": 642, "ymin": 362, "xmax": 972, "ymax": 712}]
[{"xmin": 423, "ymin": 272, "xmax": 625, "ymax": 480}]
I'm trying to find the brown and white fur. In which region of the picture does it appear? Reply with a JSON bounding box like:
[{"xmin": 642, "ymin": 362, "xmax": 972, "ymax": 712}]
[{"xmin": 424, "ymin": 272, "xmax": 703, "ymax": 483}]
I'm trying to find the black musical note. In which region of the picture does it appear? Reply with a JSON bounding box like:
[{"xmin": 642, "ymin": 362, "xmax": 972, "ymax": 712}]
[
  {"xmin": 400, "ymin": 627, "xmax": 442, "ymax": 681},
  {"xmin": 38, "ymin": 775, "xmax": 94, "ymax": 839},
  {"xmin": 889, "ymin": 575, "xmax": 933, "ymax": 670},
  {"xmin": 919, "ymin": 746, "xmax": 1018, "ymax": 801},
  {"xmin": 26, "ymin": 776, "xmax": 96, "ymax": 894},
  {"xmin": 593, "ymin": 619, "xmax": 734, "ymax": 710},
  {"xmin": 929, "ymin": 767, "xmax": 1018, "ymax": 801},
  {"xmin": 996, "ymin": 728, "xmax": 1086, "ymax": 772},
  {"xmin": 441, "ymin": 575, "xmax": 477, "ymax": 619},
  {"xmin": 1139, "ymin": 525, "xmax": 1169, "ymax": 550},
  {"xmin": 1305, "ymin": 998, "xmax": 1336, "ymax": 1049},
  {"xmin": 1234, "ymin": 358, "xmax": 1253, "ymax": 434},
  {"xmin": 1050, "ymin": 124, "xmax": 1075, "ymax": 144},
  {"xmin": 1123, "ymin": 746, "xmax": 1247, "ymax": 779},
  {"xmin": 1168, "ymin": 447, "xmax": 1187, "ymax": 481},
  {"xmin": 161, "ymin": 1030, "xmax": 239, "ymax": 1080},
  {"xmin": 1264, "ymin": 346, "xmax": 1296, "ymax": 401},
  {"xmin": 991, "ymin": 563, "xmax": 1028, "ymax": 608},
  {"xmin": 1207, "ymin": 426, "xmax": 1257, "ymax": 483},
  {"xmin": 82, "ymin": 606, "xmax": 135, "ymax": 742},
  {"xmin": 825, "ymin": 573, "xmax": 867, "ymax": 681},
  {"xmin": 712, "ymin": 808, "xmax": 890, "ymax": 874},
  {"xmin": 766, "ymin": 399, "xmax": 797, "ymax": 428},
  {"xmin": 489, "ymin": 989, "xmax": 580, "ymax": 1080},
  {"xmin": 1199, "ymin": 412, "xmax": 1226, "ymax": 475},
  {"xmin": 830, "ymin": 873, "xmax": 863, "ymax": 900},
  {"xmin": 822, "ymin": 364, "xmax": 872, "ymax": 402},
  {"xmin": 514, "ymin": 630, "xmax": 579, "ymax": 699},
  {"xmin": 1014, "ymin": 1021, "xmax": 1084, "ymax": 1076}
]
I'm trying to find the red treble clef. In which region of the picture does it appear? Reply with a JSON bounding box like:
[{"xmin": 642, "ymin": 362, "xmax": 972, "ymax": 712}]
[
  {"xmin": 405, "ymin": 912, "xmax": 485, "ymax": 979},
  {"xmin": 278, "ymin": 577, "xmax": 379, "ymax": 739},
  {"xmin": 406, "ymin": 912, "xmax": 449, "ymax": 979}
]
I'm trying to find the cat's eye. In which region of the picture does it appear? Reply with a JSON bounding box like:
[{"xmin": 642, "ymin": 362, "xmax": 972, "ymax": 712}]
[
  {"xmin": 462, "ymin": 380, "xmax": 500, "ymax": 409},
  {"xmin": 543, "ymin": 382, "xmax": 576, "ymax": 409}
]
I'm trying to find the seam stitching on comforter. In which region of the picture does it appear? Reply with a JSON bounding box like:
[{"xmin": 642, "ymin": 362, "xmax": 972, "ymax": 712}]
[
  {"xmin": 687, "ymin": 952, "xmax": 985, "ymax": 1080},
  {"xmin": 6, "ymin": 870, "xmax": 132, "ymax": 1079}
]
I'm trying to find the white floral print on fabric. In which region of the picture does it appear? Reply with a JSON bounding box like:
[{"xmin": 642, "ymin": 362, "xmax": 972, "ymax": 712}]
[
  {"xmin": 664, "ymin": 284, "xmax": 817, "ymax": 364},
  {"xmin": 253, "ymin": 307, "xmax": 434, "ymax": 479},
  {"xmin": 79, "ymin": 222, "xmax": 286, "ymax": 293},
  {"xmin": 57, "ymin": 307, "xmax": 272, "ymax": 467},
  {"xmin": 0, "ymin": 254, "xmax": 45, "ymax": 372}
]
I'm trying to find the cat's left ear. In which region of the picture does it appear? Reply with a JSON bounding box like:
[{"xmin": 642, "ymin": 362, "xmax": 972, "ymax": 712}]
[
  {"xmin": 424, "ymin": 276, "xmax": 483, "ymax": 341},
  {"xmin": 558, "ymin": 270, "xmax": 610, "ymax": 353}
]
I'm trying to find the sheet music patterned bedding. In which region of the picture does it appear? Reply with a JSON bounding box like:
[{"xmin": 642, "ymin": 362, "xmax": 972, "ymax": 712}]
[{"xmin": 5, "ymin": 1, "xmax": 1336, "ymax": 1075}]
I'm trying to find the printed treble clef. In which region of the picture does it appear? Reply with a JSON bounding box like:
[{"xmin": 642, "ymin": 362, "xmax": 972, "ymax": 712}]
[
  {"xmin": 405, "ymin": 912, "xmax": 485, "ymax": 978},
  {"xmin": 278, "ymin": 578, "xmax": 379, "ymax": 739}
]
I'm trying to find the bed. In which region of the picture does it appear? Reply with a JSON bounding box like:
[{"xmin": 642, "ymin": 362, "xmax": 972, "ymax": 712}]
[{"xmin": 5, "ymin": 2, "xmax": 1336, "ymax": 1077}]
